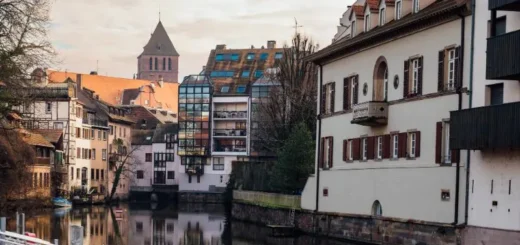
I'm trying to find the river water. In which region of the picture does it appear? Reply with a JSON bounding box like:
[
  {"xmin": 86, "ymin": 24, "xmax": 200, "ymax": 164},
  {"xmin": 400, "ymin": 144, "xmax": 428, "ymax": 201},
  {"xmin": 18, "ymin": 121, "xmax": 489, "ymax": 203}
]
[{"xmin": 4, "ymin": 203, "xmax": 358, "ymax": 245}]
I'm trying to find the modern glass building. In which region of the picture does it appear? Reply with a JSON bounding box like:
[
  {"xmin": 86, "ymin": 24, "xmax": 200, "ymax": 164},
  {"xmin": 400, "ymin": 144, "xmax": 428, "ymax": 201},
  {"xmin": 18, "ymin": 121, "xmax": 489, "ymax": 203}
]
[{"xmin": 178, "ymin": 75, "xmax": 212, "ymax": 176}]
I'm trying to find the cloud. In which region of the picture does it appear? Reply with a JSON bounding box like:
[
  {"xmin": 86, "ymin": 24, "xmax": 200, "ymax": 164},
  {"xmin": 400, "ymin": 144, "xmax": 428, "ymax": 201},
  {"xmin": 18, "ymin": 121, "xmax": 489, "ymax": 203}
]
[{"xmin": 48, "ymin": 0, "xmax": 355, "ymax": 80}]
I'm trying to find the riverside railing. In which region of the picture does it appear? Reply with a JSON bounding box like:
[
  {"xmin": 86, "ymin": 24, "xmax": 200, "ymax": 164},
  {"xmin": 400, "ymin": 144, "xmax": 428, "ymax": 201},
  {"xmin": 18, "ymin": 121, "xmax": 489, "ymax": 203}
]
[
  {"xmin": 0, "ymin": 216, "xmax": 58, "ymax": 245},
  {"xmin": 233, "ymin": 190, "xmax": 301, "ymax": 209}
]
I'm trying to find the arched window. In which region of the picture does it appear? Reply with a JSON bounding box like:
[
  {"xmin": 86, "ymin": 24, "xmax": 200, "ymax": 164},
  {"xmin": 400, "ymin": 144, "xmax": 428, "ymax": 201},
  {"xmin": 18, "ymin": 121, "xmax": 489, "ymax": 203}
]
[
  {"xmin": 154, "ymin": 57, "xmax": 158, "ymax": 70},
  {"xmin": 162, "ymin": 58, "xmax": 166, "ymax": 70},
  {"xmin": 168, "ymin": 58, "xmax": 172, "ymax": 70},
  {"xmin": 373, "ymin": 56, "xmax": 389, "ymax": 101},
  {"xmin": 149, "ymin": 57, "xmax": 152, "ymax": 70},
  {"xmin": 372, "ymin": 200, "xmax": 383, "ymax": 216}
]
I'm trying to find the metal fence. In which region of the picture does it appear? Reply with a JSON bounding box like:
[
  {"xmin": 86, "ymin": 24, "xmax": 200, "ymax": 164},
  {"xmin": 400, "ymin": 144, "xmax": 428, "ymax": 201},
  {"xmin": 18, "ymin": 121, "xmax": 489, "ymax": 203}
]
[
  {"xmin": 233, "ymin": 190, "xmax": 301, "ymax": 209},
  {"xmin": 0, "ymin": 216, "xmax": 58, "ymax": 245}
]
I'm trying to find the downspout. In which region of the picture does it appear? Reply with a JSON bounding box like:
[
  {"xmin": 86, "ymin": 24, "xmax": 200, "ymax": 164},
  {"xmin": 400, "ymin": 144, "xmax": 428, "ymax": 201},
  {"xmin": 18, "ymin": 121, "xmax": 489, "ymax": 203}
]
[
  {"xmin": 315, "ymin": 64, "xmax": 323, "ymax": 215},
  {"xmin": 454, "ymin": 12, "xmax": 466, "ymax": 225},
  {"xmin": 464, "ymin": 0, "xmax": 476, "ymax": 225}
]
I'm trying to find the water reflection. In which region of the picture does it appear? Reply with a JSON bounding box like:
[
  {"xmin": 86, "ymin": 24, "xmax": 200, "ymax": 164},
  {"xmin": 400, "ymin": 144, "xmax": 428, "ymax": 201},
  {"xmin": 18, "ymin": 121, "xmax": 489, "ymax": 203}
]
[{"xmin": 16, "ymin": 204, "xmax": 359, "ymax": 245}]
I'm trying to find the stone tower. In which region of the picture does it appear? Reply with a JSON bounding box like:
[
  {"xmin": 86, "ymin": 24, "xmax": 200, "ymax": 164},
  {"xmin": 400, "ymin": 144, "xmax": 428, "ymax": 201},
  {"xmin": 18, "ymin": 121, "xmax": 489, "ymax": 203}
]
[{"xmin": 137, "ymin": 21, "xmax": 179, "ymax": 83}]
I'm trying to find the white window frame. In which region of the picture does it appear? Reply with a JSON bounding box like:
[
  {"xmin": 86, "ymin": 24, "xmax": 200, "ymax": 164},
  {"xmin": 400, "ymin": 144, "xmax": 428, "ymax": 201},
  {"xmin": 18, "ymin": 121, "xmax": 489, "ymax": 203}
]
[
  {"xmin": 396, "ymin": 0, "xmax": 402, "ymax": 20},
  {"xmin": 351, "ymin": 76, "xmax": 357, "ymax": 105},
  {"xmin": 409, "ymin": 132, "xmax": 417, "ymax": 158},
  {"xmin": 324, "ymin": 138, "xmax": 331, "ymax": 167},
  {"xmin": 376, "ymin": 136, "xmax": 383, "ymax": 159},
  {"xmin": 351, "ymin": 20, "xmax": 356, "ymax": 37},
  {"xmin": 347, "ymin": 140, "xmax": 353, "ymax": 161},
  {"xmin": 362, "ymin": 138, "xmax": 368, "ymax": 160},
  {"xmin": 326, "ymin": 83, "xmax": 334, "ymax": 114},
  {"xmin": 443, "ymin": 121, "xmax": 451, "ymax": 164},
  {"xmin": 379, "ymin": 8, "xmax": 386, "ymax": 26},
  {"xmin": 102, "ymin": 149, "xmax": 107, "ymax": 161},
  {"xmin": 447, "ymin": 49, "xmax": 456, "ymax": 90},
  {"xmin": 392, "ymin": 134, "xmax": 398, "ymax": 158},
  {"xmin": 413, "ymin": 0, "xmax": 420, "ymax": 13},
  {"xmin": 412, "ymin": 59, "xmax": 420, "ymax": 94},
  {"xmin": 364, "ymin": 14, "xmax": 370, "ymax": 32}
]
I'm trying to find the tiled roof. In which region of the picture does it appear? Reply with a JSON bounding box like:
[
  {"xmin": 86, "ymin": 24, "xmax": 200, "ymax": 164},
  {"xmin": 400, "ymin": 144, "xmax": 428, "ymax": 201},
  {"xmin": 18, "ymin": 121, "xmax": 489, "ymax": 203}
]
[
  {"xmin": 22, "ymin": 131, "xmax": 54, "ymax": 148},
  {"xmin": 121, "ymin": 88, "xmax": 140, "ymax": 105},
  {"xmin": 47, "ymin": 70, "xmax": 179, "ymax": 112},
  {"xmin": 32, "ymin": 129, "xmax": 63, "ymax": 144},
  {"xmin": 126, "ymin": 106, "xmax": 175, "ymax": 129},
  {"xmin": 366, "ymin": 0, "xmax": 380, "ymax": 10},
  {"xmin": 140, "ymin": 21, "xmax": 179, "ymax": 56},
  {"xmin": 131, "ymin": 129, "xmax": 154, "ymax": 145},
  {"xmin": 351, "ymin": 5, "xmax": 365, "ymax": 18}
]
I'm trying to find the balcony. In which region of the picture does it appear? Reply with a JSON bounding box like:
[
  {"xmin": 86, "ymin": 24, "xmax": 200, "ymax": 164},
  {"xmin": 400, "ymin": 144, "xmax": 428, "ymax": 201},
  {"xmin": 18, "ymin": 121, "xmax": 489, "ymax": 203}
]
[
  {"xmin": 82, "ymin": 118, "xmax": 109, "ymax": 128},
  {"xmin": 213, "ymin": 129, "xmax": 247, "ymax": 137},
  {"xmin": 35, "ymin": 157, "xmax": 51, "ymax": 165},
  {"xmin": 489, "ymin": 0, "xmax": 520, "ymax": 11},
  {"xmin": 213, "ymin": 145, "xmax": 247, "ymax": 153},
  {"xmin": 351, "ymin": 101, "xmax": 388, "ymax": 126},
  {"xmin": 213, "ymin": 111, "xmax": 247, "ymax": 120},
  {"xmin": 450, "ymin": 102, "xmax": 520, "ymax": 150},
  {"xmin": 487, "ymin": 30, "xmax": 520, "ymax": 80},
  {"xmin": 185, "ymin": 164, "xmax": 204, "ymax": 176}
]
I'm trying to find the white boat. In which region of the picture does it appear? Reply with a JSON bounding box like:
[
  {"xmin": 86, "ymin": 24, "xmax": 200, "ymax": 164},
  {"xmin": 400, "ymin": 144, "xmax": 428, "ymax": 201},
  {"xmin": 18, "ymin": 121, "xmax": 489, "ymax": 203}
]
[{"xmin": 52, "ymin": 197, "xmax": 72, "ymax": 208}]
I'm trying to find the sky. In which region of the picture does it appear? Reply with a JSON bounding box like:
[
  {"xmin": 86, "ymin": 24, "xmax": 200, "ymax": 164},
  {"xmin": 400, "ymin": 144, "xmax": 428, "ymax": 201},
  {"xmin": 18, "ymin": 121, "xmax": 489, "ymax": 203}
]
[{"xmin": 48, "ymin": 0, "xmax": 355, "ymax": 80}]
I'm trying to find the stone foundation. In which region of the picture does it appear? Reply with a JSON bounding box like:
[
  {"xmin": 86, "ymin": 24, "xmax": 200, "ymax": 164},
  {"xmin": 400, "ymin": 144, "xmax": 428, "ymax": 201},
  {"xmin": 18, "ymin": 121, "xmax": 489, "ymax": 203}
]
[
  {"xmin": 178, "ymin": 191, "xmax": 224, "ymax": 203},
  {"xmin": 462, "ymin": 226, "xmax": 520, "ymax": 245},
  {"xmin": 232, "ymin": 201, "xmax": 461, "ymax": 245}
]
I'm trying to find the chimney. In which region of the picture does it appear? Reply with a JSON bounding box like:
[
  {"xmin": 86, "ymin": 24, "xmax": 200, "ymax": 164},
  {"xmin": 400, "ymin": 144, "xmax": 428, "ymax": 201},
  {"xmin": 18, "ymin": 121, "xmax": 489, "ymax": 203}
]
[
  {"xmin": 95, "ymin": 95, "xmax": 99, "ymax": 100},
  {"xmin": 216, "ymin": 44, "xmax": 226, "ymax": 50},
  {"xmin": 158, "ymin": 77, "xmax": 164, "ymax": 88},
  {"xmin": 267, "ymin": 40, "xmax": 276, "ymax": 49},
  {"xmin": 76, "ymin": 74, "xmax": 82, "ymax": 95},
  {"xmin": 90, "ymin": 71, "xmax": 98, "ymax": 75},
  {"xmin": 251, "ymin": 45, "xmax": 255, "ymax": 49}
]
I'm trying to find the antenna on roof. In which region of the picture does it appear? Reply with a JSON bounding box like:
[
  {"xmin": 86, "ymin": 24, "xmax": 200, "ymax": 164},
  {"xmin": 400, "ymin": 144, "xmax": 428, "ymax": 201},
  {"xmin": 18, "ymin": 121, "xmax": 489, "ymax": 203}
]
[
  {"xmin": 96, "ymin": 60, "xmax": 99, "ymax": 73},
  {"xmin": 293, "ymin": 17, "xmax": 303, "ymax": 35},
  {"xmin": 159, "ymin": 3, "xmax": 161, "ymax": 21}
]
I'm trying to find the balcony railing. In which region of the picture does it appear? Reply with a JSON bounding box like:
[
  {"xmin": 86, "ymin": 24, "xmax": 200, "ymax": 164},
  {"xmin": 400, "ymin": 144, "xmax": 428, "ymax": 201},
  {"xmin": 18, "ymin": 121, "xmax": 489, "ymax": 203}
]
[
  {"xmin": 351, "ymin": 101, "xmax": 388, "ymax": 126},
  {"xmin": 185, "ymin": 164, "xmax": 204, "ymax": 176},
  {"xmin": 450, "ymin": 102, "xmax": 520, "ymax": 150},
  {"xmin": 213, "ymin": 129, "xmax": 247, "ymax": 137},
  {"xmin": 487, "ymin": 30, "xmax": 520, "ymax": 80},
  {"xmin": 213, "ymin": 111, "xmax": 247, "ymax": 119},
  {"xmin": 213, "ymin": 145, "xmax": 247, "ymax": 153},
  {"xmin": 489, "ymin": 0, "xmax": 520, "ymax": 11},
  {"xmin": 82, "ymin": 118, "xmax": 109, "ymax": 128},
  {"xmin": 35, "ymin": 157, "xmax": 51, "ymax": 165}
]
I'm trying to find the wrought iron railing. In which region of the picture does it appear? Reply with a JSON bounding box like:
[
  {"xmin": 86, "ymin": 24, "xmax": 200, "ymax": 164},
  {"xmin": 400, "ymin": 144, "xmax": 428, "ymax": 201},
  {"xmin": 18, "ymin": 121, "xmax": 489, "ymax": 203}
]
[{"xmin": 213, "ymin": 129, "xmax": 247, "ymax": 137}]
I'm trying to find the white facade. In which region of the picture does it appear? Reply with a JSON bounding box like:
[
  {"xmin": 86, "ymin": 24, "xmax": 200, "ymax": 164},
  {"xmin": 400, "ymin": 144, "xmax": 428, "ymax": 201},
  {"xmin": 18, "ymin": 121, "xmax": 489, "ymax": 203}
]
[
  {"xmin": 301, "ymin": 1, "xmax": 470, "ymax": 224},
  {"xmin": 131, "ymin": 144, "xmax": 153, "ymax": 191},
  {"xmin": 467, "ymin": 0, "xmax": 520, "ymax": 231}
]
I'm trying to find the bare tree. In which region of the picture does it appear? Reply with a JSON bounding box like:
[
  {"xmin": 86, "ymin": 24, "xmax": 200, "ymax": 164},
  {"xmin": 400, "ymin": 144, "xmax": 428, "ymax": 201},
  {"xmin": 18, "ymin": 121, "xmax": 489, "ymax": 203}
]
[
  {"xmin": 0, "ymin": 0, "xmax": 56, "ymax": 128},
  {"xmin": 252, "ymin": 33, "xmax": 319, "ymax": 153},
  {"xmin": 108, "ymin": 138, "xmax": 141, "ymax": 202}
]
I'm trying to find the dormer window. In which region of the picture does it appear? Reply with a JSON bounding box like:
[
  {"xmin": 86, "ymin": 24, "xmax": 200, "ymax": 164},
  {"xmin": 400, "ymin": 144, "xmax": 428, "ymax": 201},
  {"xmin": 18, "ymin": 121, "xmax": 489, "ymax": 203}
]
[
  {"xmin": 351, "ymin": 20, "xmax": 356, "ymax": 37},
  {"xmin": 379, "ymin": 8, "xmax": 386, "ymax": 26},
  {"xmin": 396, "ymin": 0, "xmax": 402, "ymax": 20},
  {"xmin": 413, "ymin": 0, "xmax": 420, "ymax": 13},
  {"xmin": 364, "ymin": 14, "xmax": 370, "ymax": 32}
]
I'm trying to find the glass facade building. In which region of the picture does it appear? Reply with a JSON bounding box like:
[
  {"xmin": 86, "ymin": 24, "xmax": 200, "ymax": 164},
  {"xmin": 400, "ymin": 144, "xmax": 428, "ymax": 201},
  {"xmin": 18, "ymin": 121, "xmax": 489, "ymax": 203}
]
[{"xmin": 178, "ymin": 75, "xmax": 213, "ymax": 175}]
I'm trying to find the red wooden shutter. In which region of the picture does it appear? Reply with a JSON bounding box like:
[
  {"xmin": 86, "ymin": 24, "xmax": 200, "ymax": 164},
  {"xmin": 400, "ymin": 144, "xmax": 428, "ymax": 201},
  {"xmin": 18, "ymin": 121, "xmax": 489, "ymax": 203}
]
[
  {"xmin": 331, "ymin": 83, "xmax": 336, "ymax": 113},
  {"xmin": 415, "ymin": 131, "xmax": 421, "ymax": 157},
  {"xmin": 367, "ymin": 137, "xmax": 375, "ymax": 160},
  {"xmin": 343, "ymin": 140, "xmax": 347, "ymax": 161},
  {"xmin": 398, "ymin": 132, "xmax": 408, "ymax": 158},
  {"xmin": 435, "ymin": 122, "xmax": 442, "ymax": 164},
  {"xmin": 418, "ymin": 57, "xmax": 423, "ymax": 95},
  {"xmin": 455, "ymin": 46, "xmax": 461, "ymax": 90},
  {"xmin": 451, "ymin": 149, "xmax": 460, "ymax": 163},
  {"xmin": 320, "ymin": 85, "xmax": 326, "ymax": 114},
  {"xmin": 319, "ymin": 139, "xmax": 325, "ymax": 168},
  {"xmin": 403, "ymin": 60, "xmax": 409, "ymax": 98},
  {"xmin": 352, "ymin": 138, "xmax": 361, "ymax": 160},
  {"xmin": 438, "ymin": 50, "xmax": 445, "ymax": 92},
  {"xmin": 343, "ymin": 78, "xmax": 350, "ymax": 110},
  {"xmin": 383, "ymin": 135, "xmax": 391, "ymax": 159},
  {"xmin": 328, "ymin": 137, "xmax": 334, "ymax": 168},
  {"xmin": 353, "ymin": 76, "xmax": 359, "ymax": 105}
]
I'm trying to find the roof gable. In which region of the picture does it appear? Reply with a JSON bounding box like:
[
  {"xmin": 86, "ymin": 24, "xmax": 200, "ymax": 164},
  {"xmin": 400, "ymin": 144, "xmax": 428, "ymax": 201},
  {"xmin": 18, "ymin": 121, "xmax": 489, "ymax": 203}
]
[{"xmin": 141, "ymin": 21, "xmax": 179, "ymax": 56}]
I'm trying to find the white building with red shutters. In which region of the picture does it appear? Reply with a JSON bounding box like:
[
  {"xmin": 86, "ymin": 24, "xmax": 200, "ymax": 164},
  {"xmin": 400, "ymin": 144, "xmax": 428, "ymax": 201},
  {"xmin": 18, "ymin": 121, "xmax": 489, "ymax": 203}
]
[{"xmin": 301, "ymin": 0, "xmax": 471, "ymax": 226}]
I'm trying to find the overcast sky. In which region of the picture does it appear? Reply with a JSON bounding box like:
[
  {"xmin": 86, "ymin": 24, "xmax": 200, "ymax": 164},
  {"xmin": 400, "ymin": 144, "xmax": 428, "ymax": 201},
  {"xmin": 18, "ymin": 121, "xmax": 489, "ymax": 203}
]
[{"xmin": 49, "ymin": 0, "xmax": 355, "ymax": 80}]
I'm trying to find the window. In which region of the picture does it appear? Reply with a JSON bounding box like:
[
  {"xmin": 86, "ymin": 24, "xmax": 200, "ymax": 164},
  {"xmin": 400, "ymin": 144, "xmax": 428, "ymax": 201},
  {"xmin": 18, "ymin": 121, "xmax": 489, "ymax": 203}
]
[
  {"xmin": 411, "ymin": 59, "xmax": 420, "ymax": 94},
  {"xmin": 144, "ymin": 99, "xmax": 149, "ymax": 105},
  {"xmin": 103, "ymin": 131, "xmax": 107, "ymax": 140},
  {"xmin": 210, "ymin": 71, "xmax": 234, "ymax": 77},
  {"xmin": 102, "ymin": 149, "xmax": 107, "ymax": 161},
  {"xmin": 255, "ymin": 70, "xmax": 264, "ymax": 78},
  {"xmin": 145, "ymin": 153, "xmax": 152, "ymax": 162},
  {"xmin": 76, "ymin": 168, "xmax": 79, "ymax": 179},
  {"xmin": 260, "ymin": 53, "xmax": 268, "ymax": 60},
  {"xmin": 98, "ymin": 130, "xmax": 101, "ymax": 140},
  {"xmin": 213, "ymin": 157, "xmax": 225, "ymax": 170},
  {"xmin": 392, "ymin": 134, "xmax": 398, "ymax": 159},
  {"xmin": 91, "ymin": 129, "xmax": 95, "ymax": 139},
  {"xmin": 379, "ymin": 8, "xmax": 386, "ymax": 26},
  {"xmin": 220, "ymin": 86, "xmax": 230, "ymax": 93},
  {"xmin": 77, "ymin": 148, "xmax": 81, "ymax": 159},
  {"xmin": 167, "ymin": 171, "xmax": 175, "ymax": 179},
  {"xmin": 119, "ymin": 127, "xmax": 122, "ymax": 137},
  {"xmin": 136, "ymin": 171, "xmax": 144, "ymax": 179},
  {"xmin": 408, "ymin": 132, "xmax": 417, "ymax": 158},
  {"xmin": 231, "ymin": 54, "xmax": 239, "ymax": 61},
  {"xmin": 351, "ymin": 20, "xmax": 356, "ymax": 37},
  {"xmin": 383, "ymin": 68, "xmax": 388, "ymax": 101},
  {"xmin": 168, "ymin": 58, "xmax": 172, "ymax": 70},
  {"xmin": 345, "ymin": 139, "xmax": 353, "ymax": 161},
  {"xmin": 444, "ymin": 121, "xmax": 451, "ymax": 163},
  {"xmin": 136, "ymin": 222, "xmax": 143, "ymax": 233},
  {"xmin": 149, "ymin": 58, "xmax": 152, "ymax": 70},
  {"xmin": 372, "ymin": 200, "xmax": 383, "ymax": 216},
  {"xmin": 241, "ymin": 70, "xmax": 250, "ymax": 78},
  {"xmin": 362, "ymin": 138, "xmax": 368, "ymax": 160},
  {"xmin": 321, "ymin": 137, "xmax": 333, "ymax": 168},
  {"xmin": 101, "ymin": 170, "xmax": 104, "ymax": 180},
  {"xmin": 54, "ymin": 122, "xmax": 63, "ymax": 129},
  {"xmin": 162, "ymin": 58, "xmax": 166, "ymax": 70},
  {"xmin": 91, "ymin": 168, "xmax": 94, "ymax": 180},
  {"xmin": 323, "ymin": 82, "xmax": 335, "ymax": 114},
  {"xmin": 495, "ymin": 17, "xmax": 507, "ymax": 36},
  {"xmin": 377, "ymin": 136, "xmax": 383, "ymax": 159},
  {"xmin": 447, "ymin": 49, "xmax": 456, "ymax": 90},
  {"xmin": 167, "ymin": 223, "xmax": 174, "ymax": 233},
  {"xmin": 275, "ymin": 52, "xmax": 283, "ymax": 59},
  {"xmin": 236, "ymin": 85, "xmax": 246, "ymax": 93},
  {"xmin": 92, "ymin": 149, "xmax": 96, "ymax": 160},
  {"xmin": 216, "ymin": 54, "xmax": 224, "ymax": 61},
  {"xmin": 154, "ymin": 57, "xmax": 158, "ymax": 70},
  {"xmin": 364, "ymin": 14, "xmax": 370, "ymax": 32},
  {"xmin": 110, "ymin": 126, "xmax": 113, "ymax": 135},
  {"xmin": 246, "ymin": 53, "xmax": 255, "ymax": 60},
  {"xmin": 45, "ymin": 102, "xmax": 52, "ymax": 113},
  {"xmin": 71, "ymin": 167, "xmax": 74, "ymax": 180},
  {"xmin": 395, "ymin": 1, "xmax": 402, "ymax": 19},
  {"xmin": 488, "ymin": 83, "xmax": 504, "ymax": 106},
  {"xmin": 96, "ymin": 169, "xmax": 99, "ymax": 180},
  {"xmin": 413, "ymin": 0, "xmax": 420, "ymax": 13}
]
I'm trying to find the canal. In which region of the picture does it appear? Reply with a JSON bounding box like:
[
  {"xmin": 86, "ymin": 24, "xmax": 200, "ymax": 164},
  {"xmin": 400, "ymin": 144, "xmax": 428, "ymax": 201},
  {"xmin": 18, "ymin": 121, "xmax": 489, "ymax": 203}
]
[{"xmin": 5, "ymin": 203, "xmax": 360, "ymax": 245}]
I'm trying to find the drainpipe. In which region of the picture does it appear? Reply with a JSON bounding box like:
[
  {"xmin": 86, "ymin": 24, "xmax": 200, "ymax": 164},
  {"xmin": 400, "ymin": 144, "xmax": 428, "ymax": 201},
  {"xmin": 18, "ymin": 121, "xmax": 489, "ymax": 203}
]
[
  {"xmin": 464, "ymin": 0, "xmax": 476, "ymax": 225},
  {"xmin": 315, "ymin": 64, "xmax": 323, "ymax": 214}
]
